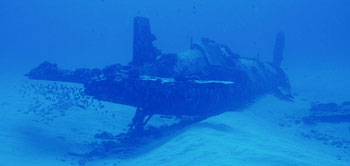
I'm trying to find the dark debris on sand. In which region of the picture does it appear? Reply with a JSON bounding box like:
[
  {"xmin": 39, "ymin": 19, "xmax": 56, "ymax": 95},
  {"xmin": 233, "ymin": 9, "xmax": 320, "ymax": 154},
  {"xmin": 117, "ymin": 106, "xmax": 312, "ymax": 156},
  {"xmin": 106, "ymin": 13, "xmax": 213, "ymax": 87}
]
[{"xmin": 300, "ymin": 101, "xmax": 350, "ymax": 154}]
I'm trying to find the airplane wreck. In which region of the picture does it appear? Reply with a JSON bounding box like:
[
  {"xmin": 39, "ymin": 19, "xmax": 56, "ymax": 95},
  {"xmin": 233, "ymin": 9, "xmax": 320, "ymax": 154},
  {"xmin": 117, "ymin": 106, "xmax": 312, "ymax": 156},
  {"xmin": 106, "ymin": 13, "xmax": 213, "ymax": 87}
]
[{"xmin": 26, "ymin": 17, "xmax": 293, "ymax": 144}]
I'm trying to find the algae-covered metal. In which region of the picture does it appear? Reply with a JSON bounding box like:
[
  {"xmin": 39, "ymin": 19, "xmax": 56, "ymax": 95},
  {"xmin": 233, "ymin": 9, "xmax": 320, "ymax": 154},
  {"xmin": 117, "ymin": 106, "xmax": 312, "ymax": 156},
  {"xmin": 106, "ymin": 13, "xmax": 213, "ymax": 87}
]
[{"xmin": 26, "ymin": 17, "xmax": 292, "ymax": 137}]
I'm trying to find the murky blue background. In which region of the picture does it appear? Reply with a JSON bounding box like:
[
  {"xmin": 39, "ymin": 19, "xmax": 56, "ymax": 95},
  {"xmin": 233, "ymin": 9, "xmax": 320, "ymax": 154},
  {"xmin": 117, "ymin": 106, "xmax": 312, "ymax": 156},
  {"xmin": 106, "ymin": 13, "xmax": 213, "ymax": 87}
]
[{"xmin": 1, "ymin": 0, "xmax": 349, "ymax": 71}]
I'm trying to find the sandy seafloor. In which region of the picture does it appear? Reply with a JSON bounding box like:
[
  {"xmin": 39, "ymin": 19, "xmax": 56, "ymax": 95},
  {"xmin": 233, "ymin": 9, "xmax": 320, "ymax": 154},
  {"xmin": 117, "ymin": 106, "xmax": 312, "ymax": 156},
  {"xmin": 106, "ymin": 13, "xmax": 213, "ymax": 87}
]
[{"xmin": 0, "ymin": 62, "xmax": 350, "ymax": 166}]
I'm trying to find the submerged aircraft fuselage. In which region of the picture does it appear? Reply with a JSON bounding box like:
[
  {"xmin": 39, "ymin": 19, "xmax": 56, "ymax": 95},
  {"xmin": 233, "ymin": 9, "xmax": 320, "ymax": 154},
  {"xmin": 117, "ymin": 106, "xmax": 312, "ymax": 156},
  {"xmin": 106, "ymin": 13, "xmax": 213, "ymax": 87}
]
[{"xmin": 26, "ymin": 17, "xmax": 292, "ymax": 136}]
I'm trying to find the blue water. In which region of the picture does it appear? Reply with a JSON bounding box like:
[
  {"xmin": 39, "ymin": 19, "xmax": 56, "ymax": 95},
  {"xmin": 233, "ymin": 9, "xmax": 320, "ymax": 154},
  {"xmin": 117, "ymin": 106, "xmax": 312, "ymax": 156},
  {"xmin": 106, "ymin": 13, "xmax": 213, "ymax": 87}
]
[{"xmin": 0, "ymin": 1, "xmax": 349, "ymax": 165}]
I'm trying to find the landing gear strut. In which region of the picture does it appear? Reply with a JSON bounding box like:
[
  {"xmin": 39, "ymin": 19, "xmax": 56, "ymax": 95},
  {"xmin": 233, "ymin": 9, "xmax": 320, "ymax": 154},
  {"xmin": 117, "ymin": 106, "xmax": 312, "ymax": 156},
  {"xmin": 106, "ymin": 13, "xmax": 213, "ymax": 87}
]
[{"xmin": 124, "ymin": 107, "xmax": 153, "ymax": 143}]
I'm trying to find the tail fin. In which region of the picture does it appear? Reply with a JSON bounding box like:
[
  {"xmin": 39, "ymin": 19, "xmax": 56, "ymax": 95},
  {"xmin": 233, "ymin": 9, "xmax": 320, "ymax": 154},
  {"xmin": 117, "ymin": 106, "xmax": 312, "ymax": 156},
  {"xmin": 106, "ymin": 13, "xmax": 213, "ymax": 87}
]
[
  {"xmin": 272, "ymin": 32, "xmax": 285, "ymax": 68},
  {"xmin": 132, "ymin": 17, "xmax": 159, "ymax": 66}
]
